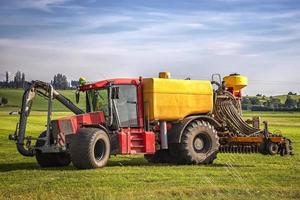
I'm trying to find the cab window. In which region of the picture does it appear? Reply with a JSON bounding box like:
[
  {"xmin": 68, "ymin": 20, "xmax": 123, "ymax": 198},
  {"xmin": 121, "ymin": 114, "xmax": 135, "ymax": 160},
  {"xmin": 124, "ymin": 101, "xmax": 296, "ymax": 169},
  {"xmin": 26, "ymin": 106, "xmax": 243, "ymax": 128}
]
[
  {"xmin": 86, "ymin": 88, "xmax": 109, "ymax": 116},
  {"xmin": 115, "ymin": 85, "xmax": 138, "ymax": 127}
]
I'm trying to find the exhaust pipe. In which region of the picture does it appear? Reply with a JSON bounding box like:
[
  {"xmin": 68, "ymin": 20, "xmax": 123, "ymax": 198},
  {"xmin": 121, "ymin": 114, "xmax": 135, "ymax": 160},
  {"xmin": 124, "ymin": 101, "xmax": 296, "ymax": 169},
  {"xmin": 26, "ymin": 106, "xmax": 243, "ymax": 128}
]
[{"xmin": 160, "ymin": 121, "xmax": 168, "ymax": 149}]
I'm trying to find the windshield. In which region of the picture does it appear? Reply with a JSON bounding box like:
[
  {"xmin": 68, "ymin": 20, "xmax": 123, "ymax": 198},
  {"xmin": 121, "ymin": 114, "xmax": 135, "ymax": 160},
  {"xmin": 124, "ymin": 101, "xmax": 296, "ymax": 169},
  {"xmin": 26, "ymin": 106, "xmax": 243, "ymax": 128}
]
[
  {"xmin": 86, "ymin": 88, "xmax": 109, "ymax": 116},
  {"xmin": 86, "ymin": 85, "xmax": 138, "ymax": 127}
]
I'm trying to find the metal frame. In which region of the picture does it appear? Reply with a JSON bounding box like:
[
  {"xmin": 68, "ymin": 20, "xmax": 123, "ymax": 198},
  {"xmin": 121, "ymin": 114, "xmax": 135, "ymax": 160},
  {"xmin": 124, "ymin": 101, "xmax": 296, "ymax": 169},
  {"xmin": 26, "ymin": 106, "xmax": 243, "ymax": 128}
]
[{"xmin": 9, "ymin": 81, "xmax": 84, "ymax": 156}]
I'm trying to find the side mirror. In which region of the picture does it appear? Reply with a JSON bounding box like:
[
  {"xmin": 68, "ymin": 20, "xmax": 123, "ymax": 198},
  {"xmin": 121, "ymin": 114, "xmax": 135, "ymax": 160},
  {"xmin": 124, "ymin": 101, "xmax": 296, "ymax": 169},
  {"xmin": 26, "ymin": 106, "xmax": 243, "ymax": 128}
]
[
  {"xmin": 111, "ymin": 87, "xmax": 119, "ymax": 99},
  {"xmin": 75, "ymin": 91, "xmax": 80, "ymax": 104}
]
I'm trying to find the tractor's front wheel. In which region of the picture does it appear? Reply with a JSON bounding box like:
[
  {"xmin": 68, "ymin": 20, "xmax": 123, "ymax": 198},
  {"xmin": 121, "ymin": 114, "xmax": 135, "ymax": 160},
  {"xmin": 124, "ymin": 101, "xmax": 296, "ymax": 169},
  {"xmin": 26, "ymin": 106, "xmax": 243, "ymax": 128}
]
[
  {"xmin": 70, "ymin": 128, "xmax": 110, "ymax": 169},
  {"xmin": 35, "ymin": 132, "xmax": 71, "ymax": 167}
]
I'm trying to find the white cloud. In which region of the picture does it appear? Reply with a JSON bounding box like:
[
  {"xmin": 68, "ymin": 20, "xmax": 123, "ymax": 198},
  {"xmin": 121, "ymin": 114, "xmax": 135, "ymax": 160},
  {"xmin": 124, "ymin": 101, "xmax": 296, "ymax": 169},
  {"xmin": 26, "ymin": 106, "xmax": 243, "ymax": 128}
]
[
  {"xmin": 0, "ymin": 5, "xmax": 300, "ymax": 95},
  {"xmin": 207, "ymin": 42, "xmax": 244, "ymax": 55},
  {"xmin": 11, "ymin": 0, "xmax": 72, "ymax": 12}
]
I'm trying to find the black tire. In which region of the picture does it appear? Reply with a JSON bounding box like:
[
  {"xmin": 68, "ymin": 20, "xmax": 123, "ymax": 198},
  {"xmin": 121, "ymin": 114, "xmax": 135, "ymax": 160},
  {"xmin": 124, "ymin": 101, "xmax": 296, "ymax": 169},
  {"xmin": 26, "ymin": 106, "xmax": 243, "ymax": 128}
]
[
  {"xmin": 70, "ymin": 128, "xmax": 110, "ymax": 169},
  {"xmin": 176, "ymin": 120, "xmax": 219, "ymax": 164},
  {"xmin": 35, "ymin": 132, "xmax": 71, "ymax": 167},
  {"xmin": 267, "ymin": 142, "xmax": 279, "ymax": 155},
  {"xmin": 259, "ymin": 141, "xmax": 279, "ymax": 155},
  {"xmin": 144, "ymin": 150, "xmax": 175, "ymax": 163},
  {"xmin": 259, "ymin": 142, "xmax": 268, "ymax": 155},
  {"xmin": 207, "ymin": 151, "xmax": 218, "ymax": 164}
]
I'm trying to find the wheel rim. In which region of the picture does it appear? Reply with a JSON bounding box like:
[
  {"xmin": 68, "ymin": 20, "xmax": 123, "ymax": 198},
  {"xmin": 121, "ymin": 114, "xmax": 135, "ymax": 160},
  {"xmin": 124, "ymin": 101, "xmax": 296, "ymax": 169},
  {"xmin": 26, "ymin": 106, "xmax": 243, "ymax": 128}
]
[
  {"xmin": 94, "ymin": 139, "xmax": 106, "ymax": 161},
  {"xmin": 194, "ymin": 137, "xmax": 204, "ymax": 151},
  {"xmin": 269, "ymin": 143, "xmax": 278, "ymax": 154},
  {"xmin": 193, "ymin": 133, "xmax": 211, "ymax": 153},
  {"xmin": 271, "ymin": 145, "xmax": 277, "ymax": 152}
]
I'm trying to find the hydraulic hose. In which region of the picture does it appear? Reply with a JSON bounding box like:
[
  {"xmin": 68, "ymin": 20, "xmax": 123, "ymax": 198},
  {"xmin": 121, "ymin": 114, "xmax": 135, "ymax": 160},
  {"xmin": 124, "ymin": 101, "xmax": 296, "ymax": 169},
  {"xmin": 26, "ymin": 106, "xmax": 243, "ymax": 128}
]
[
  {"xmin": 16, "ymin": 85, "xmax": 35, "ymax": 156},
  {"xmin": 213, "ymin": 91, "xmax": 261, "ymax": 136},
  {"xmin": 213, "ymin": 88, "xmax": 293, "ymax": 155}
]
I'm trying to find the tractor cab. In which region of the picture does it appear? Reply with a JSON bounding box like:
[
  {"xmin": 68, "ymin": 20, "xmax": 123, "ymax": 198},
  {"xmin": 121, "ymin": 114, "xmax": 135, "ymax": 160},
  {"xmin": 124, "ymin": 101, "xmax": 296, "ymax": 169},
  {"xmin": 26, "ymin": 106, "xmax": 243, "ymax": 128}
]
[
  {"xmin": 79, "ymin": 78, "xmax": 143, "ymax": 129},
  {"xmin": 78, "ymin": 78, "xmax": 155, "ymax": 156}
]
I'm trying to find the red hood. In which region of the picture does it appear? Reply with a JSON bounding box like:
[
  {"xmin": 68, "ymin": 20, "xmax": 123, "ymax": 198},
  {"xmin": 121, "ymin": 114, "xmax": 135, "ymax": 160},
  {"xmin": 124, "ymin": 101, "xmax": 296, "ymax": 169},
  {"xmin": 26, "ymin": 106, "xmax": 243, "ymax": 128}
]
[{"xmin": 55, "ymin": 112, "xmax": 106, "ymax": 142}]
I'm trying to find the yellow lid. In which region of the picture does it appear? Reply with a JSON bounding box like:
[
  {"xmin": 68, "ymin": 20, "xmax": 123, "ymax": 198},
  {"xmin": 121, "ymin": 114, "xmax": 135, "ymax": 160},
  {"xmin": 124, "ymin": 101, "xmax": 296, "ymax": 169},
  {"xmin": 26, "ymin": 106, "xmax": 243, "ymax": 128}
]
[
  {"xmin": 223, "ymin": 74, "xmax": 247, "ymax": 90},
  {"xmin": 159, "ymin": 72, "xmax": 171, "ymax": 79}
]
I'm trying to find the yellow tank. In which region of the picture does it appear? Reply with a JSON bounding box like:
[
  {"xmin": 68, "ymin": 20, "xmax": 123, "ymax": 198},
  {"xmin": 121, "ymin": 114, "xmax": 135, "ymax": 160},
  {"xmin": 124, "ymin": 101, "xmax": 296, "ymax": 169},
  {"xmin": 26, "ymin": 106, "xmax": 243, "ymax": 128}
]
[
  {"xmin": 223, "ymin": 74, "xmax": 248, "ymax": 90},
  {"xmin": 143, "ymin": 78, "xmax": 213, "ymax": 121}
]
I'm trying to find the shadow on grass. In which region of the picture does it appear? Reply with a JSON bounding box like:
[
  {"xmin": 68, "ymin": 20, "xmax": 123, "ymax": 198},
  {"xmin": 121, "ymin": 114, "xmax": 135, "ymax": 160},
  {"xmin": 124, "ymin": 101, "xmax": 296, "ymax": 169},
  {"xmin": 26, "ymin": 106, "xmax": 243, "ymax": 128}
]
[{"xmin": 0, "ymin": 157, "xmax": 254, "ymax": 172}]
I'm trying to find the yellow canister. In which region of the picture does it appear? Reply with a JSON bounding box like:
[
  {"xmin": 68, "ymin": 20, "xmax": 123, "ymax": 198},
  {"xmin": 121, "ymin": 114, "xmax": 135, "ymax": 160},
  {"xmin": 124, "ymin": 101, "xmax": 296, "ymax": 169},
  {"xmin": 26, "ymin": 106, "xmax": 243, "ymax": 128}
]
[{"xmin": 143, "ymin": 78, "xmax": 213, "ymax": 121}]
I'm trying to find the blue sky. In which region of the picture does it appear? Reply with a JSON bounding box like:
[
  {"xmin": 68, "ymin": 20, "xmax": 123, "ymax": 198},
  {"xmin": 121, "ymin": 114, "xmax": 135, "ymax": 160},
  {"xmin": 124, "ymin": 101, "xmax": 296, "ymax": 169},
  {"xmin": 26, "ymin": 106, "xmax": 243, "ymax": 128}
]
[{"xmin": 0, "ymin": 0, "xmax": 300, "ymax": 95}]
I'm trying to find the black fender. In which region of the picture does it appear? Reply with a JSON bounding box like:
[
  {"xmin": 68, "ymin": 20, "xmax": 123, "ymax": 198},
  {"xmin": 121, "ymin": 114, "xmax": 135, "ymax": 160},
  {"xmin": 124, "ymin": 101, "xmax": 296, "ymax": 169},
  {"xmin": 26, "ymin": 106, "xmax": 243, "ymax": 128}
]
[{"xmin": 168, "ymin": 115, "xmax": 221, "ymax": 144}]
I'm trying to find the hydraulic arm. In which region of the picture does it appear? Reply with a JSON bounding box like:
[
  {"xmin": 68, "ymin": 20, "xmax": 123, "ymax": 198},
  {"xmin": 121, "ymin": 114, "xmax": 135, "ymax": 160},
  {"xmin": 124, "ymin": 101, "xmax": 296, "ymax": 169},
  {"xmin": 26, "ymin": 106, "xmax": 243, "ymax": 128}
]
[{"xmin": 9, "ymin": 81, "xmax": 84, "ymax": 156}]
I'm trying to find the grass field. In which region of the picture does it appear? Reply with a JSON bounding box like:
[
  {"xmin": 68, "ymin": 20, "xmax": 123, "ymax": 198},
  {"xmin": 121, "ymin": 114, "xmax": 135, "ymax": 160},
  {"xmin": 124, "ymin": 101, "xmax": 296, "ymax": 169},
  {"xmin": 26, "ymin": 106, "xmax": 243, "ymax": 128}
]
[
  {"xmin": 0, "ymin": 89, "xmax": 85, "ymax": 111},
  {"xmin": 0, "ymin": 110, "xmax": 299, "ymax": 200},
  {"xmin": 0, "ymin": 89, "xmax": 299, "ymax": 199}
]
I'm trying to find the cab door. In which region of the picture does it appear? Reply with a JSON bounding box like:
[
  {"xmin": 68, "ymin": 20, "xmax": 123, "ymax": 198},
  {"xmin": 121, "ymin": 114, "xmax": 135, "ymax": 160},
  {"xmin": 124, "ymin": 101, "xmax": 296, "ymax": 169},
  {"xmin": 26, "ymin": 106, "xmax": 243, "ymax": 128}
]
[
  {"xmin": 114, "ymin": 84, "xmax": 138, "ymax": 128},
  {"xmin": 115, "ymin": 84, "xmax": 155, "ymax": 154}
]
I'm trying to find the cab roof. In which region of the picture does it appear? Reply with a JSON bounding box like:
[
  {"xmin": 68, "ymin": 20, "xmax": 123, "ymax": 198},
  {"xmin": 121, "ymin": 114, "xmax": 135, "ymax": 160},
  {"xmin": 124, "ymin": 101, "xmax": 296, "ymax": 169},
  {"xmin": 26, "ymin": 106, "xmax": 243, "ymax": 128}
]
[{"xmin": 79, "ymin": 78, "xmax": 140, "ymax": 91}]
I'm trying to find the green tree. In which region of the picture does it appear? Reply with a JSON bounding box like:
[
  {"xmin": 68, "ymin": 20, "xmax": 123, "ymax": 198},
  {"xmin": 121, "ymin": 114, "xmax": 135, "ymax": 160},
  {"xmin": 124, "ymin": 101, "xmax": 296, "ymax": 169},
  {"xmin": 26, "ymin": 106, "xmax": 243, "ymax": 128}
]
[
  {"xmin": 285, "ymin": 95, "xmax": 296, "ymax": 108},
  {"xmin": 52, "ymin": 73, "xmax": 69, "ymax": 90},
  {"xmin": 242, "ymin": 97, "xmax": 251, "ymax": 105},
  {"xmin": 250, "ymin": 97, "xmax": 260, "ymax": 105},
  {"xmin": 21, "ymin": 73, "xmax": 25, "ymax": 88},
  {"xmin": 5, "ymin": 71, "xmax": 9, "ymax": 87},
  {"xmin": 14, "ymin": 71, "xmax": 22, "ymax": 88},
  {"xmin": 270, "ymin": 97, "xmax": 281, "ymax": 108},
  {"xmin": 241, "ymin": 97, "xmax": 252, "ymax": 110}
]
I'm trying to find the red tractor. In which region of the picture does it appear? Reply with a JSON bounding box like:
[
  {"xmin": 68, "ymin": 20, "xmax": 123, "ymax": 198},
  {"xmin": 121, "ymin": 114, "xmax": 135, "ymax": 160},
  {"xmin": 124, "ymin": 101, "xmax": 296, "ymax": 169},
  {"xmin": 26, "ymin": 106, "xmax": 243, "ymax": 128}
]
[{"xmin": 9, "ymin": 72, "xmax": 293, "ymax": 169}]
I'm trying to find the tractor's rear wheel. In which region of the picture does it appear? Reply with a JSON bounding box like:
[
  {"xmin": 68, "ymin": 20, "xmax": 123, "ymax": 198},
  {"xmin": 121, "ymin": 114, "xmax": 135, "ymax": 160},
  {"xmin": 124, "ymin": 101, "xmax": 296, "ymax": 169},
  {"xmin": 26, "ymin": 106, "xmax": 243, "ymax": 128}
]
[
  {"xmin": 35, "ymin": 132, "xmax": 71, "ymax": 167},
  {"xmin": 70, "ymin": 128, "xmax": 110, "ymax": 169},
  {"xmin": 175, "ymin": 120, "xmax": 219, "ymax": 164}
]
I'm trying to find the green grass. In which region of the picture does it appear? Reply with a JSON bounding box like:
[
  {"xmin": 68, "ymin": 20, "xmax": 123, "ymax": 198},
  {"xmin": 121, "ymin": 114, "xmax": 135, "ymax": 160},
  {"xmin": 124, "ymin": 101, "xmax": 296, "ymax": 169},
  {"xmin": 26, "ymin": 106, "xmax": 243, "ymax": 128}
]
[
  {"xmin": 0, "ymin": 89, "xmax": 85, "ymax": 111},
  {"xmin": 0, "ymin": 111, "xmax": 299, "ymax": 200}
]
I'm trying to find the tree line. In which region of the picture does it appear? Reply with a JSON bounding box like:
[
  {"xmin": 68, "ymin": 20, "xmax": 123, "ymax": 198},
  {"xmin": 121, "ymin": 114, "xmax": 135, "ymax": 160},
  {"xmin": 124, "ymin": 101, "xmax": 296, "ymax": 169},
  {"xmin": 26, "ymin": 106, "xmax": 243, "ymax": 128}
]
[
  {"xmin": 0, "ymin": 71, "xmax": 26, "ymax": 88},
  {"xmin": 0, "ymin": 71, "xmax": 79, "ymax": 90},
  {"xmin": 242, "ymin": 93, "xmax": 300, "ymax": 111}
]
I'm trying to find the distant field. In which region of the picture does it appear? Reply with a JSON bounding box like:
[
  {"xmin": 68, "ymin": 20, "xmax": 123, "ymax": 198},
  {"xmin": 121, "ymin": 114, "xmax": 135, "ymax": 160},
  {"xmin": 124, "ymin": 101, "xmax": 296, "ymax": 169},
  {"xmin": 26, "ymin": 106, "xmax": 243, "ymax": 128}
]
[
  {"xmin": 0, "ymin": 111, "xmax": 299, "ymax": 200},
  {"xmin": 247, "ymin": 94, "xmax": 300, "ymax": 104},
  {"xmin": 0, "ymin": 88, "xmax": 85, "ymax": 111}
]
